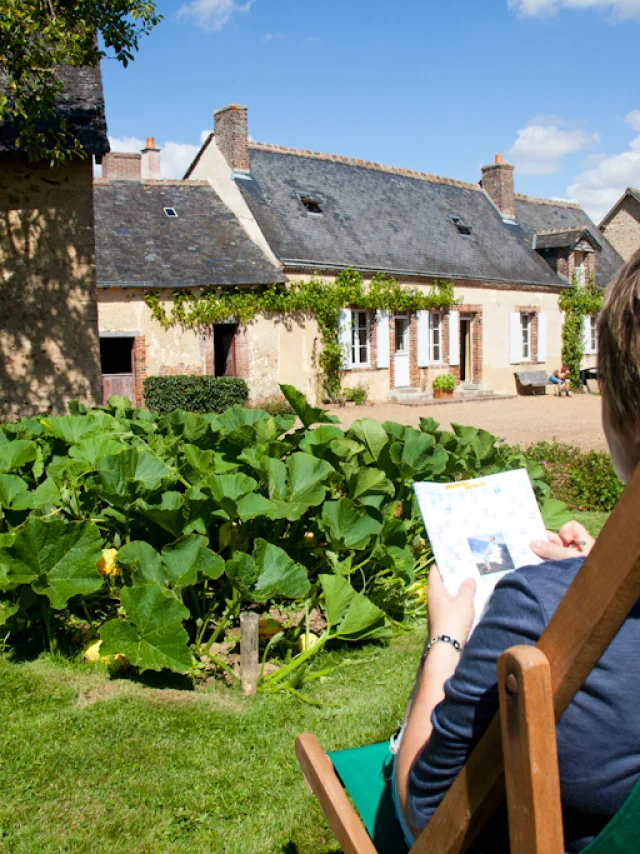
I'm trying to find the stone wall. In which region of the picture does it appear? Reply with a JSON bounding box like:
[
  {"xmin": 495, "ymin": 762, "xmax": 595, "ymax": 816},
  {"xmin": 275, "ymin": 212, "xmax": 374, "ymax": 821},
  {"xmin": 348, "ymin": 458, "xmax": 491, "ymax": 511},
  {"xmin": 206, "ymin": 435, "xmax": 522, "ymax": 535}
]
[
  {"xmin": 601, "ymin": 196, "xmax": 640, "ymax": 261},
  {"xmin": 0, "ymin": 153, "xmax": 101, "ymax": 418}
]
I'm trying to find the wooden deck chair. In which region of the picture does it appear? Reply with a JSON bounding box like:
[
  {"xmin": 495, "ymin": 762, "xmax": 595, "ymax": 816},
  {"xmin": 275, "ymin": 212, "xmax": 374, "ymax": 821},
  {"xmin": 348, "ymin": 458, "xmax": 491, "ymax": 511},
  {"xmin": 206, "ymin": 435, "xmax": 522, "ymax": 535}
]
[{"xmin": 296, "ymin": 463, "xmax": 640, "ymax": 854}]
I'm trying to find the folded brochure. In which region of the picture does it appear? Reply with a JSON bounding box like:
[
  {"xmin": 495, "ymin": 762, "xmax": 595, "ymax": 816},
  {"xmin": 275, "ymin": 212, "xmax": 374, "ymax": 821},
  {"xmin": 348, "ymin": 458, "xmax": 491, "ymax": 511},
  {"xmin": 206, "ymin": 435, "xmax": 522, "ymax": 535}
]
[{"xmin": 414, "ymin": 469, "xmax": 546, "ymax": 630}]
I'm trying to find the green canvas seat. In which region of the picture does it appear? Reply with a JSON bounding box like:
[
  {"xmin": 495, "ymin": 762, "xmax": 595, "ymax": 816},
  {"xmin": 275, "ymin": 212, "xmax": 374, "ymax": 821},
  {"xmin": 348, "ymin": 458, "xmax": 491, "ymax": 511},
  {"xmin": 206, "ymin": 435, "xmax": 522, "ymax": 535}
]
[
  {"xmin": 327, "ymin": 739, "xmax": 640, "ymax": 854},
  {"xmin": 327, "ymin": 741, "xmax": 408, "ymax": 854}
]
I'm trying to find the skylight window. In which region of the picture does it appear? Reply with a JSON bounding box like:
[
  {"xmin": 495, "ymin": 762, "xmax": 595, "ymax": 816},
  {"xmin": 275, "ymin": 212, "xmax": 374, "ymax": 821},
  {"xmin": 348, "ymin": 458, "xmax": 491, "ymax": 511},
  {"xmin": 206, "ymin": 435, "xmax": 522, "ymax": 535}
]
[
  {"xmin": 298, "ymin": 193, "xmax": 323, "ymax": 215},
  {"xmin": 164, "ymin": 207, "xmax": 178, "ymax": 218},
  {"xmin": 448, "ymin": 214, "xmax": 471, "ymax": 236}
]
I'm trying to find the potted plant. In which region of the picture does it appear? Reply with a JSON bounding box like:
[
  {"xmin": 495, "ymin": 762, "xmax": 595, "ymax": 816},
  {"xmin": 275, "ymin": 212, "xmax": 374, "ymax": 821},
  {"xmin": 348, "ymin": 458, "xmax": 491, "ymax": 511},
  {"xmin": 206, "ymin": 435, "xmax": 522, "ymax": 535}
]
[{"xmin": 432, "ymin": 373, "xmax": 457, "ymax": 399}]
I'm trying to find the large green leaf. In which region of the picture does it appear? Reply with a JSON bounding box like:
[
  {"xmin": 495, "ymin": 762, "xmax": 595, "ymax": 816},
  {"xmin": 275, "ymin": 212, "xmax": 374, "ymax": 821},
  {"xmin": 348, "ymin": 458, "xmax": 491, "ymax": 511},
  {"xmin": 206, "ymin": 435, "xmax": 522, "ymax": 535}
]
[
  {"xmin": 136, "ymin": 492, "xmax": 186, "ymax": 537},
  {"xmin": 0, "ymin": 440, "xmax": 39, "ymax": 473},
  {"xmin": 541, "ymin": 499, "xmax": 573, "ymax": 532},
  {"xmin": 182, "ymin": 445, "xmax": 216, "ymax": 478},
  {"xmin": 0, "ymin": 518, "xmax": 103, "ymax": 607},
  {"xmin": 117, "ymin": 541, "xmax": 165, "ymax": 587},
  {"xmin": 320, "ymin": 574, "xmax": 392, "ymax": 641},
  {"xmin": 287, "ymin": 453, "xmax": 334, "ymax": 506},
  {"xmin": 280, "ymin": 384, "xmax": 339, "ymax": 428},
  {"xmin": 0, "ymin": 474, "xmax": 30, "ymax": 509},
  {"xmin": 451, "ymin": 424, "xmax": 497, "ymax": 464},
  {"xmin": 99, "ymin": 584, "xmax": 192, "ymax": 673},
  {"xmin": 162, "ymin": 535, "xmax": 225, "ymax": 586},
  {"xmin": 347, "ymin": 419, "xmax": 388, "ymax": 463},
  {"xmin": 252, "ymin": 539, "xmax": 310, "ymax": 601},
  {"xmin": 0, "ymin": 599, "xmax": 19, "ymax": 627},
  {"xmin": 69, "ymin": 437, "xmax": 125, "ymax": 465},
  {"xmin": 348, "ymin": 467, "xmax": 394, "ymax": 503},
  {"xmin": 321, "ymin": 498, "xmax": 382, "ymax": 550},
  {"xmin": 96, "ymin": 448, "xmax": 173, "ymax": 507},
  {"xmin": 41, "ymin": 415, "xmax": 103, "ymax": 444},
  {"xmin": 12, "ymin": 476, "xmax": 61, "ymax": 512},
  {"xmin": 390, "ymin": 429, "xmax": 448, "ymax": 479}
]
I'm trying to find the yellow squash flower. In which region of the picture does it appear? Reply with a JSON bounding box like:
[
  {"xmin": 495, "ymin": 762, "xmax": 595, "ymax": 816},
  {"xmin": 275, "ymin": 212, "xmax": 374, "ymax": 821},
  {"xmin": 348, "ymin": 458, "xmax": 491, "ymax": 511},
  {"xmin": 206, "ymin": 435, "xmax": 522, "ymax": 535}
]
[{"xmin": 96, "ymin": 548, "xmax": 120, "ymax": 578}]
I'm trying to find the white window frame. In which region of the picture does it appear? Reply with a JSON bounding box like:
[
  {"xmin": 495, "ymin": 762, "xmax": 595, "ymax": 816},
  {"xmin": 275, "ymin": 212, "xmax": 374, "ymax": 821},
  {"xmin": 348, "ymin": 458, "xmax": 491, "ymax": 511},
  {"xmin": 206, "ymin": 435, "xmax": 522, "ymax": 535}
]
[
  {"xmin": 588, "ymin": 314, "xmax": 598, "ymax": 354},
  {"xmin": 521, "ymin": 313, "xmax": 531, "ymax": 361},
  {"xmin": 429, "ymin": 312, "xmax": 442, "ymax": 363},
  {"xmin": 575, "ymin": 251, "xmax": 586, "ymax": 287},
  {"xmin": 351, "ymin": 310, "xmax": 371, "ymax": 367}
]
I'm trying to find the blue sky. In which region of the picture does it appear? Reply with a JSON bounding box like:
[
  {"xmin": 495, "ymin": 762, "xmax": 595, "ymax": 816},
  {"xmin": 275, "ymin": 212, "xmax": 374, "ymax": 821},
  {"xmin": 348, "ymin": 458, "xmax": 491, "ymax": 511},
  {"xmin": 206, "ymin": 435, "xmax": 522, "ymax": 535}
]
[{"xmin": 102, "ymin": 0, "xmax": 640, "ymax": 221}]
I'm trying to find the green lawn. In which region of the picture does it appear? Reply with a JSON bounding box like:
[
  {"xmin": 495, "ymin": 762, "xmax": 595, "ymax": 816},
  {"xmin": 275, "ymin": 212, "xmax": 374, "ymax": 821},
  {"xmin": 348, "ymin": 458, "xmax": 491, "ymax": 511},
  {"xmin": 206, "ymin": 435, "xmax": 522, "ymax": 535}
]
[
  {"xmin": 0, "ymin": 509, "xmax": 610, "ymax": 854},
  {"xmin": 0, "ymin": 632, "xmax": 424, "ymax": 854},
  {"xmin": 573, "ymin": 510, "xmax": 609, "ymax": 538}
]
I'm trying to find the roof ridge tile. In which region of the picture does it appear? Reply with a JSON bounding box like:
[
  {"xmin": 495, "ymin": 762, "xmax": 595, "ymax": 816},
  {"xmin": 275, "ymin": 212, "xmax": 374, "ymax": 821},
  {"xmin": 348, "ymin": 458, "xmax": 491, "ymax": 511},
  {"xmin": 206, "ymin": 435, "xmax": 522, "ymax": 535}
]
[
  {"xmin": 515, "ymin": 192, "xmax": 582, "ymax": 209},
  {"xmin": 247, "ymin": 141, "xmax": 483, "ymax": 191}
]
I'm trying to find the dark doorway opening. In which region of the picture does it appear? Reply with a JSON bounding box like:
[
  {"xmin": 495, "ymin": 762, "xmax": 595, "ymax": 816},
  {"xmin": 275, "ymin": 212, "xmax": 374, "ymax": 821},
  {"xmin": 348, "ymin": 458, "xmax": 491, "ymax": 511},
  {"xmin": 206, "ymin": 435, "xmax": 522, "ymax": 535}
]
[
  {"xmin": 100, "ymin": 337, "xmax": 135, "ymax": 404},
  {"xmin": 214, "ymin": 324, "xmax": 238, "ymax": 377},
  {"xmin": 459, "ymin": 317, "xmax": 473, "ymax": 382}
]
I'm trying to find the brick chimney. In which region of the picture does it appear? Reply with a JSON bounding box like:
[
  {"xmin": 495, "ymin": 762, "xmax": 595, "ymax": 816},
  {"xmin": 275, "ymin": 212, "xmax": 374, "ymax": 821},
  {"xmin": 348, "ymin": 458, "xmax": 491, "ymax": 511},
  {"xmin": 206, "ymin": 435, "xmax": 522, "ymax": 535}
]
[
  {"xmin": 481, "ymin": 154, "xmax": 515, "ymax": 221},
  {"xmin": 141, "ymin": 137, "xmax": 161, "ymax": 180},
  {"xmin": 214, "ymin": 104, "xmax": 249, "ymax": 172},
  {"xmin": 102, "ymin": 152, "xmax": 142, "ymax": 181}
]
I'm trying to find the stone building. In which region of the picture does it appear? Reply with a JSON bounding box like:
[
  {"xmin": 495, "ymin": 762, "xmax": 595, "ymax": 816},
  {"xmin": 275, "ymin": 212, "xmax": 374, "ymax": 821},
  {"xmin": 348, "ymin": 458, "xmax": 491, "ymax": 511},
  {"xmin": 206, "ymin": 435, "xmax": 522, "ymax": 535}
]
[
  {"xmin": 183, "ymin": 105, "xmax": 621, "ymax": 400},
  {"xmin": 599, "ymin": 188, "xmax": 640, "ymax": 262},
  {"xmin": 94, "ymin": 146, "xmax": 285, "ymax": 405},
  {"xmin": 0, "ymin": 66, "xmax": 109, "ymax": 417}
]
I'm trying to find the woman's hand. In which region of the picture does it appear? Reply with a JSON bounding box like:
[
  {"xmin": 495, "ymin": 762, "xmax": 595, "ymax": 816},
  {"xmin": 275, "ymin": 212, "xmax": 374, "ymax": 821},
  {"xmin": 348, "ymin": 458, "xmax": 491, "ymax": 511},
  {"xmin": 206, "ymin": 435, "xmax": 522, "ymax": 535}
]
[
  {"xmin": 427, "ymin": 565, "xmax": 476, "ymax": 647},
  {"xmin": 530, "ymin": 521, "xmax": 595, "ymax": 562}
]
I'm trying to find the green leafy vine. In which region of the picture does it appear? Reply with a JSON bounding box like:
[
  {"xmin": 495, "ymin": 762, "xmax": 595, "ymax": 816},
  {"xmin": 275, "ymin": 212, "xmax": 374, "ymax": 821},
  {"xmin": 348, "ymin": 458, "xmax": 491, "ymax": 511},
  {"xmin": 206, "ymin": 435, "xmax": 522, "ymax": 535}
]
[
  {"xmin": 558, "ymin": 275, "xmax": 602, "ymax": 391},
  {"xmin": 144, "ymin": 270, "xmax": 457, "ymax": 400}
]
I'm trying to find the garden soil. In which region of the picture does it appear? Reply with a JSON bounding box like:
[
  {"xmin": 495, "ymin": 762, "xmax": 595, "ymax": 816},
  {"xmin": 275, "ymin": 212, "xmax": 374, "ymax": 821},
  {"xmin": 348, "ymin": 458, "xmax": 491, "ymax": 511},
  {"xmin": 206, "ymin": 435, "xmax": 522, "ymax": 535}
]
[{"xmin": 326, "ymin": 393, "xmax": 606, "ymax": 451}]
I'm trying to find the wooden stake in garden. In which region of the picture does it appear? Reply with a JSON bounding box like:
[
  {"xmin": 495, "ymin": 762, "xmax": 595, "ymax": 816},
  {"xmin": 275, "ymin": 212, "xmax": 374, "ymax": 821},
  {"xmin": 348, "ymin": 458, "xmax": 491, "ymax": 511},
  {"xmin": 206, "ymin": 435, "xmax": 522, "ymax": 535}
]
[{"xmin": 240, "ymin": 611, "xmax": 259, "ymax": 696}]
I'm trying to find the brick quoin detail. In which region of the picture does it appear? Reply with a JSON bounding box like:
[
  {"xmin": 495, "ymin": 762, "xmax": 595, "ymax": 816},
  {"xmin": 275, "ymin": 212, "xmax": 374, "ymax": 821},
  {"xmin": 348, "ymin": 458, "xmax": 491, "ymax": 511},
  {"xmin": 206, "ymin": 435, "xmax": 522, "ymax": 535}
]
[
  {"xmin": 203, "ymin": 329, "xmax": 214, "ymax": 376},
  {"xmin": 234, "ymin": 327, "xmax": 250, "ymax": 380},
  {"xmin": 132, "ymin": 336, "xmax": 148, "ymax": 406},
  {"xmin": 516, "ymin": 305, "xmax": 540, "ymax": 364}
]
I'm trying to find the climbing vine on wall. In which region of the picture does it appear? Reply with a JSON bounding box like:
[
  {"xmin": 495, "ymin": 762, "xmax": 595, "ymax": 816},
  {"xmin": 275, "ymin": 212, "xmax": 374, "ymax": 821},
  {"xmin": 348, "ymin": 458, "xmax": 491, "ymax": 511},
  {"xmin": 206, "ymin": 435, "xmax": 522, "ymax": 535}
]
[
  {"xmin": 144, "ymin": 270, "xmax": 457, "ymax": 400},
  {"xmin": 558, "ymin": 276, "xmax": 602, "ymax": 391}
]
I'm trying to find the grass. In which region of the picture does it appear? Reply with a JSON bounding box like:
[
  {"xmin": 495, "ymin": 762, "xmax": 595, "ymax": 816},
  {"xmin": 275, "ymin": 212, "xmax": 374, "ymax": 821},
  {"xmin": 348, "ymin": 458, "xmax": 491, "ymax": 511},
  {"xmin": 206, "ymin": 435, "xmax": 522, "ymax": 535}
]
[
  {"xmin": 573, "ymin": 509, "xmax": 609, "ymax": 538},
  {"xmin": 0, "ymin": 632, "xmax": 424, "ymax": 854},
  {"xmin": 0, "ymin": 509, "xmax": 612, "ymax": 854}
]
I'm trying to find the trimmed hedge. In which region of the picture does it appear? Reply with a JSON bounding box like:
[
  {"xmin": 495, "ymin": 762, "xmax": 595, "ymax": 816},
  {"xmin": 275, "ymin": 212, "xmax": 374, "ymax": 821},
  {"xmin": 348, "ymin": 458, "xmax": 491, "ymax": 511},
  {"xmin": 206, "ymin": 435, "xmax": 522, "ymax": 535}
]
[{"xmin": 143, "ymin": 375, "xmax": 249, "ymax": 415}]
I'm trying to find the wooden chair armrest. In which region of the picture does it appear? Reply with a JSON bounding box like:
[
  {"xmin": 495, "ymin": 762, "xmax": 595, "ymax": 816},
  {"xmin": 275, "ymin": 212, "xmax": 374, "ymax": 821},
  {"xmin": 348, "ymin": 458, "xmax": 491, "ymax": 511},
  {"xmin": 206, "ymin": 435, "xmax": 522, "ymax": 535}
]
[
  {"xmin": 498, "ymin": 645, "xmax": 564, "ymax": 854},
  {"xmin": 295, "ymin": 733, "xmax": 378, "ymax": 854}
]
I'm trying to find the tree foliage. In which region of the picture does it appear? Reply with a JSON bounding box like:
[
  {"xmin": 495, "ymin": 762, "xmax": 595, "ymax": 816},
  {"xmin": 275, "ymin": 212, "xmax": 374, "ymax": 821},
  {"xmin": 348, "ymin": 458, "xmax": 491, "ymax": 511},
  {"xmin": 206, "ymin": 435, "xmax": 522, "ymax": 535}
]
[{"xmin": 0, "ymin": 0, "xmax": 161, "ymax": 162}]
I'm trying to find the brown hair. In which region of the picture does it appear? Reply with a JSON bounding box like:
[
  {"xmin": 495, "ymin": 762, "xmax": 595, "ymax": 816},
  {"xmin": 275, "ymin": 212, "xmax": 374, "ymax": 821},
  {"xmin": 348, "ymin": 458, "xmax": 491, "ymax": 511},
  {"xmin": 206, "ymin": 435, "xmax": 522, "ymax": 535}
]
[{"xmin": 598, "ymin": 249, "xmax": 640, "ymax": 433}]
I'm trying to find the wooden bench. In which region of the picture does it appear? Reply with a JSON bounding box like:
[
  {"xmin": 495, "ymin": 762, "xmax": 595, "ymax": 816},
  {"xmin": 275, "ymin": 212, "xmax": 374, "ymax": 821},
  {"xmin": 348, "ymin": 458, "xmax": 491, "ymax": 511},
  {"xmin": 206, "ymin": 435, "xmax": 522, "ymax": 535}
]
[{"xmin": 514, "ymin": 370, "xmax": 553, "ymax": 396}]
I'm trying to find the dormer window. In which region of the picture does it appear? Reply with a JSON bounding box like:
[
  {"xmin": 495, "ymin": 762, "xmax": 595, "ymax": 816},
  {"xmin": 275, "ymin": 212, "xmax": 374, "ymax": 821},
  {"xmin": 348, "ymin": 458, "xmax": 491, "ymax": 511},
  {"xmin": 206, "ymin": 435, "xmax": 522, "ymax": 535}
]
[
  {"xmin": 164, "ymin": 207, "xmax": 178, "ymax": 218},
  {"xmin": 448, "ymin": 214, "xmax": 472, "ymax": 236},
  {"xmin": 298, "ymin": 193, "xmax": 323, "ymax": 215}
]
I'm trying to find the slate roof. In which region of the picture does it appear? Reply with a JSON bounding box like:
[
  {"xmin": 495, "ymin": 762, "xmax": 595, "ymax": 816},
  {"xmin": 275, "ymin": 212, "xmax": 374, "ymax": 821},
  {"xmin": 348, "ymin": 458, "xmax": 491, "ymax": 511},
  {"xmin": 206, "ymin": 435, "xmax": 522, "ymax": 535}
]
[
  {"xmin": 235, "ymin": 145, "xmax": 622, "ymax": 289},
  {"xmin": 94, "ymin": 180, "xmax": 286, "ymax": 288},
  {"xmin": 532, "ymin": 228, "xmax": 601, "ymax": 252},
  {"xmin": 513, "ymin": 196, "xmax": 620, "ymax": 287},
  {"xmin": 0, "ymin": 65, "xmax": 109, "ymax": 155}
]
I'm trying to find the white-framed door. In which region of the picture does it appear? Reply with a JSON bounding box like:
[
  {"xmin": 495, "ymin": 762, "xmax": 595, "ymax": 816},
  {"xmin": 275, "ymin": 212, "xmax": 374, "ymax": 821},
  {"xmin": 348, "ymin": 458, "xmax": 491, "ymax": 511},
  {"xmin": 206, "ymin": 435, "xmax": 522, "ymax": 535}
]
[
  {"xmin": 460, "ymin": 314, "xmax": 474, "ymax": 383},
  {"xmin": 393, "ymin": 315, "xmax": 410, "ymax": 388}
]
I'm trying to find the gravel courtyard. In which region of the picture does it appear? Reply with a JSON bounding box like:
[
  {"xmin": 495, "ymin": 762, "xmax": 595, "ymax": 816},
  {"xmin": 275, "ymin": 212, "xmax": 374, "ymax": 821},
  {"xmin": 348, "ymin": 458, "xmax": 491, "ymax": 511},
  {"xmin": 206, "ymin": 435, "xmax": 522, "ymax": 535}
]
[{"xmin": 326, "ymin": 393, "xmax": 606, "ymax": 451}]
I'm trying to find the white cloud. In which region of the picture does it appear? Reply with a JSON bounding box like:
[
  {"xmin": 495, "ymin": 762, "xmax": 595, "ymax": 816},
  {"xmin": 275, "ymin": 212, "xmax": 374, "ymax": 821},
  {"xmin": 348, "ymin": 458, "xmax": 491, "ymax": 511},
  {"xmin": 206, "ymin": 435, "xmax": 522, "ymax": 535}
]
[
  {"xmin": 508, "ymin": 0, "xmax": 640, "ymax": 19},
  {"xmin": 107, "ymin": 133, "xmax": 209, "ymax": 179},
  {"xmin": 507, "ymin": 122, "xmax": 598, "ymax": 175},
  {"xmin": 568, "ymin": 112, "xmax": 640, "ymax": 222},
  {"xmin": 262, "ymin": 32, "xmax": 285, "ymax": 43},
  {"xmin": 177, "ymin": 0, "xmax": 255, "ymax": 32}
]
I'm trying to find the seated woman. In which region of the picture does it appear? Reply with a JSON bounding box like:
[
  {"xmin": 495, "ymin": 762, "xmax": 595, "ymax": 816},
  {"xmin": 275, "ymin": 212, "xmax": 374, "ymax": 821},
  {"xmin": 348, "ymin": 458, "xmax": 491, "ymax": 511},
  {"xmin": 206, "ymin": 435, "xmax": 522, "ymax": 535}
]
[{"xmin": 393, "ymin": 250, "xmax": 640, "ymax": 853}]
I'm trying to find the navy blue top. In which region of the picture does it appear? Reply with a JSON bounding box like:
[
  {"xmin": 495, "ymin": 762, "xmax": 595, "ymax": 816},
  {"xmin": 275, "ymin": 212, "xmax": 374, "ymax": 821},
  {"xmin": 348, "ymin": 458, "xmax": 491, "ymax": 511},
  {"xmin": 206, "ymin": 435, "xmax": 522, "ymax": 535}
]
[{"xmin": 408, "ymin": 558, "xmax": 640, "ymax": 852}]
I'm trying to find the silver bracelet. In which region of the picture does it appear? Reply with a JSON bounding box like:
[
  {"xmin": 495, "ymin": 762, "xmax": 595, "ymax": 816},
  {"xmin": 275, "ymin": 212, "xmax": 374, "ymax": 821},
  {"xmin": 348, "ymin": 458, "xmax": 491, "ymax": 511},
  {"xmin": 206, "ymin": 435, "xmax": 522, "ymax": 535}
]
[{"xmin": 421, "ymin": 634, "xmax": 462, "ymax": 663}]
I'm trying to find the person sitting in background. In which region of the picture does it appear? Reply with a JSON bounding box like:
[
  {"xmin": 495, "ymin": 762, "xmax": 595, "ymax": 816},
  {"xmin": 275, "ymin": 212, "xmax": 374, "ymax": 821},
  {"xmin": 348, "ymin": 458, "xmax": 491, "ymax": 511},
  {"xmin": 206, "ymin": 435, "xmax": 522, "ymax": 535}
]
[
  {"xmin": 393, "ymin": 249, "xmax": 640, "ymax": 852},
  {"xmin": 549, "ymin": 364, "xmax": 572, "ymax": 396}
]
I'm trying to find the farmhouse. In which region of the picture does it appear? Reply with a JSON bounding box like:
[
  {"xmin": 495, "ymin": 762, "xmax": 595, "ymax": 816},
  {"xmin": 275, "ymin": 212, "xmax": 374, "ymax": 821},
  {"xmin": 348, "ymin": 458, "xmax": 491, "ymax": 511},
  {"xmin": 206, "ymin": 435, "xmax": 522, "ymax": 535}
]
[
  {"xmin": 599, "ymin": 188, "xmax": 640, "ymax": 262},
  {"xmin": 183, "ymin": 105, "xmax": 622, "ymax": 400},
  {"xmin": 94, "ymin": 147, "xmax": 285, "ymax": 405},
  {"xmin": 0, "ymin": 66, "xmax": 109, "ymax": 417}
]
